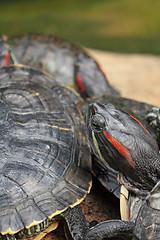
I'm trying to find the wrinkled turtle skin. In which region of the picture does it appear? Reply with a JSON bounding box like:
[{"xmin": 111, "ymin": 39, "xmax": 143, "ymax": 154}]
[
  {"xmin": 133, "ymin": 181, "xmax": 160, "ymax": 240},
  {"xmin": 0, "ymin": 65, "xmax": 92, "ymax": 240},
  {"xmin": 132, "ymin": 108, "xmax": 160, "ymax": 240},
  {"xmin": 7, "ymin": 33, "xmax": 119, "ymax": 98}
]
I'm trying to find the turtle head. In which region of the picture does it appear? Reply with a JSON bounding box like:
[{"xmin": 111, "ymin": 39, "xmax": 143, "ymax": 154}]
[
  {"xmin": 87, "ymin": 102, "xmax": 160, "ymax": 192},
  {"xmin": 87, "ymin": 102, "xmax": 160, "ymax": 222}
]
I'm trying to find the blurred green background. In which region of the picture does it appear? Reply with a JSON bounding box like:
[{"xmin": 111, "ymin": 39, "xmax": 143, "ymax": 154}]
[{"xmin": 1, "ymin": 0, "xmax": 160, "ymax": 54}]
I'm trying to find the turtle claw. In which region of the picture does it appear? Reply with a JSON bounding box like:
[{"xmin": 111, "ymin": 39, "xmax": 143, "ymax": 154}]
[{"xmin": 145, "ymin": 107, "xmax": 160, "ymax": 130}]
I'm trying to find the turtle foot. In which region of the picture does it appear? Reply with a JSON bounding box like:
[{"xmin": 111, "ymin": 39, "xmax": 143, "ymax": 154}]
[
  {"xmin": 145, "ymin": 107, "xmax": 160, "ymax": 131},
  {"xmin": 85, "ymin": 220, "xmax": 134, "ymax": 240}
]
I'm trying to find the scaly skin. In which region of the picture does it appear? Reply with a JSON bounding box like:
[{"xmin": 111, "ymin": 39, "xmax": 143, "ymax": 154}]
[
  {"xmin": 133, "ymin": 181, "xmax": 160, "ymax": 240},
  {"xmin": 88, "ymin": 102, "xmax": 160, "ymax": 194},
  {"xmin": 87, "ymin": 102, "xmax": 160, "ymax": 239}
]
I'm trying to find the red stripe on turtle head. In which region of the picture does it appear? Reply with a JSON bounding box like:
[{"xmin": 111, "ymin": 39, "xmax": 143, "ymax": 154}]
[
  {"xmin": 103, "ymin": 131, "xmax": 135, "ymax": 169},
  {"xmin": 97, "ymin": 64, "xmax": 106, "ymax": 78},
  {"xmin": 127, "ymin": 113, "xmax": 150, "ymax": 135},
  {"xmin": 1, "ymin": 51, "xmax": 10, "ymax": 67},
  {"xmin": 76, "ymin": 71, "xmax": 85, "ymax": 93}
]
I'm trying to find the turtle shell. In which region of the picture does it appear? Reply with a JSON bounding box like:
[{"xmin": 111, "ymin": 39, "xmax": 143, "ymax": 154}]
[
  {"xmin": 7, "ymin": 34, "xmax": 119, "ymax": 98},
  {"xmin": 0, "ymin": 65, "xmax": 92, "ymax": 236},
  {"xmin": 8, "ymin": 34, "xmax": 85, "ymax": 86}
]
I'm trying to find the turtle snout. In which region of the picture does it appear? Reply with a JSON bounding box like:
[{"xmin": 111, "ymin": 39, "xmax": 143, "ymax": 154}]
[{"xmin": 89, "ymin": 102, "xmax": 105, "ymax": 114}]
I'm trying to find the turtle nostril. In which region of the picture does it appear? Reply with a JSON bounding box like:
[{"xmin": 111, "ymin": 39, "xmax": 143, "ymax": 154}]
[{"xmin": 88, "ymin": 104, "xmax": 96, "ymax": 116}]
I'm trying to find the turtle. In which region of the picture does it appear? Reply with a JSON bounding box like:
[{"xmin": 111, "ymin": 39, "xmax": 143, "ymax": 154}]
[
  {"xmin": 7, "ymin": 33, "xmax": 119, "ymax": 99},
  {"xmin": 0, "ymin": 65, "xmax": 93, "ymax": 240},
  {"xmin": 86, "ymin": 101, "xmax": 160, "ymax": 239},
  {"xmin": 0, "ymin": 65, "xmax": 134, "ymax": 240},
  {"xmin": 0, "ymin": 34, "xmax": 126, "ymax": 240},
  {"xmin": 1, "ymin": 65, "xmax": 159, "ymax": 240},
  {"xmin": 1, "ymin": 34, "xmax": 160, "ymax": 239}
]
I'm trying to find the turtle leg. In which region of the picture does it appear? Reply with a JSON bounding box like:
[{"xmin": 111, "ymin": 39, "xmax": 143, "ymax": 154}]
[
  {"xmin": 85, "ymin": 220, "xmax": 134, "ymax": 240},
  {"xmin": 61, "ymin": 205, "xmax": 90, "ymax": 240},
  {"xmin": 62, "ymin": 205, "xmax": 134, "ymax": 240}
]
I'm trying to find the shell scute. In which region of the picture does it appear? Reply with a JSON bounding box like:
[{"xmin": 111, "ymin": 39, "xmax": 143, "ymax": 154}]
[
  {"xmin": 0, "ymin": 208, "xmax": 24, "ymax": 234},
  {"xmin": 16, "ymin": 199, "xmax": 46, "ymax": 228},
  {"xmin": 34, "ymin": 192, "xmax": 66, "ymax": 217},
  {"xmin": 0, "ymin": 175, "xmax": 27, "ymax": 209}
]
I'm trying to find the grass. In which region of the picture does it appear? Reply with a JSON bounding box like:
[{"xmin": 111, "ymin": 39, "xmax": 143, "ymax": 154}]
[{"xmin": 1, "ymin": 0, "xmax": 160, "ymax": 54}]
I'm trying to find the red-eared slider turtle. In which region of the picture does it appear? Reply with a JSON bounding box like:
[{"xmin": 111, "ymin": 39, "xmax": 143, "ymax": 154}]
[
  {"xmin": 7, "ymin": 34, "xmax": 119, "ymax": 98},
  {"xmin": 2, "ymin": 34, "xmax": 160, "ymax": 240},
  {"xmin": 86, "ymin": 102, "xmax": 160, "ymax": 239},
  {"xmin": 81, "ymin": 95, "xmax": 160, "ymax": 198}
]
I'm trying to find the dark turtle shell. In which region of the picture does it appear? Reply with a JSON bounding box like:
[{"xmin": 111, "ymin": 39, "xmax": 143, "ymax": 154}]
[
  {"xmin": 0, "ymin": 65, "xmax": 92, "ymax": 236},
  {"xmin": 8, "ymin": 34, "xmax": 84, "ymax": 86},
  {"xmin": 7, "ymin": 34, "xmax": 119, "ymax": 98}
]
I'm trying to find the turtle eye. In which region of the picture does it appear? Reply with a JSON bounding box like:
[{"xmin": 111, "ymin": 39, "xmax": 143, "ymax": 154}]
[{"xmin": 91, "ymin": 113, "xmax": 106, "ymax": 130}]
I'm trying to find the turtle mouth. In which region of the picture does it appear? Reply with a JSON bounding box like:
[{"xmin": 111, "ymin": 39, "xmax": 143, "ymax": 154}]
[{"xmin": 120, "ymin": 184, "xmax": 143, "ymax": 222}]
